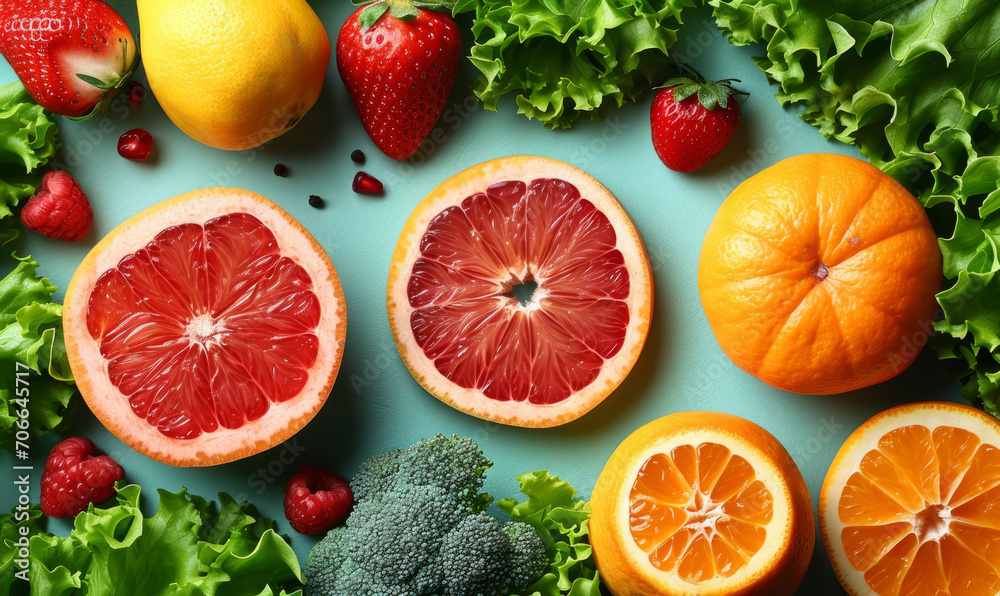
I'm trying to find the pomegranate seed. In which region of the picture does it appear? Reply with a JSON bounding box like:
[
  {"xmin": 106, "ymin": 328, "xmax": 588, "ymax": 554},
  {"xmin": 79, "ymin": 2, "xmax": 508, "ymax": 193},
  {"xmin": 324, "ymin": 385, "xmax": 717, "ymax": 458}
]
[
  {"xmin": 352, "ymin": 172, "xmax": 383, "ymax": 195},
  {"xmin": 125, "ymin": 81, "xmax": 146, "ymax": 108},
  {"xmin": 117, "ymin": 129, "xmax": 153, "ymax": 162}
]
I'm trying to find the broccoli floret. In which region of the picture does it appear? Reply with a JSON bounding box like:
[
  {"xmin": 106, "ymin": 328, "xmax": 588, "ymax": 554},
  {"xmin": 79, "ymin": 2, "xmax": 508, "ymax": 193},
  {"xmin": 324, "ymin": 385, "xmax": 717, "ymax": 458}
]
[
  {"xmin": 304, "ymin": 435, "xmax": 548, "ymax": 596},
  {"xmin": 395, "ymin": 434, "xmax": 494, "ymax": 513},
  {"xmin": 438, "ymin": 513, "xmax": 546, "ymax": 596},
  {"xmin": 348, "ymin": 483, "xmax": 463, "ymax": 585},
  {"xmin": 502, "ymin": 521, "xmax": 549, "ymax": 589},
  {"xmin": 350, "ymin": 448, "xmax": 402, "ymax": 502}
]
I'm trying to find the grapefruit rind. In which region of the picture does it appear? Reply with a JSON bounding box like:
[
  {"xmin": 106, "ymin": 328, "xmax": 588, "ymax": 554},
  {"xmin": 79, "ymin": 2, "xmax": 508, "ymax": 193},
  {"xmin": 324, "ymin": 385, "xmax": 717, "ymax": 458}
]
[
  {"xmin": 591, "ymin": 412, "xmax": 814, "ymax": 596},
  {"xmin": 63, "ymin": 188, "xmax": 346, "ymax": 467},
  {"xmin": 386, "ymin": 155, "xmax": 653, "ymax": 427},
  {"xmin": 819, "ymin": 401, "xmax": 1000, "ymax": 596}
]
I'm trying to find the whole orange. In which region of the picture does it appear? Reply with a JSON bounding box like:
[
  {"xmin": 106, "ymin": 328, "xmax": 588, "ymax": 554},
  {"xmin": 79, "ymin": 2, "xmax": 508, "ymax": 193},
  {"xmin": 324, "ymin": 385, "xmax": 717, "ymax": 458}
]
[{"xmin": 698, "ymin": 153, "xmax": 941, "ymax": 395}]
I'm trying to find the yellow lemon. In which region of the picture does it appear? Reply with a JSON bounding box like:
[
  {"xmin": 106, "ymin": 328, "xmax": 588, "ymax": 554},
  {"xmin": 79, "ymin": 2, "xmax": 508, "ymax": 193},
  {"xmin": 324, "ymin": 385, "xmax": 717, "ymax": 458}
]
[{"xmin": 138, "ymin": 0, "xmax": 330, "ymax": 150}]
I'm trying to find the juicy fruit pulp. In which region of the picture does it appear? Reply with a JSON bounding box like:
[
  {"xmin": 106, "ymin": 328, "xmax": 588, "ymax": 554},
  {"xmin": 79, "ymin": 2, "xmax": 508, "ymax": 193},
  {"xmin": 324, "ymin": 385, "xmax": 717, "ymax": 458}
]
[
  {"xmin": 408, "ymin": 178, "xmax": 630, "ymax": 405},
  {"xmin": 631, "ymin": 443, "xmax": 774, "ymax": 583},
  {"xmin": 838, "ymin": 424, "xmax": 1000, "ymax": 594},
  {"xmin": 86, "ymin": 212, "xmax": 321, "ymax": 440}
]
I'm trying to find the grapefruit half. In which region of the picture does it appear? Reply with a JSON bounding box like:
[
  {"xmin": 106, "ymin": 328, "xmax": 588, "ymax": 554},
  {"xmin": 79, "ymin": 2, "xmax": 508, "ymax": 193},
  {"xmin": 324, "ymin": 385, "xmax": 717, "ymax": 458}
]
[
  {"xmin": 63, "ymin": 188, "xmax": 346, "ymax": 466},
  {"xmin": 387, "ymin": 156, "xmax": 653, "ymax": 427}
]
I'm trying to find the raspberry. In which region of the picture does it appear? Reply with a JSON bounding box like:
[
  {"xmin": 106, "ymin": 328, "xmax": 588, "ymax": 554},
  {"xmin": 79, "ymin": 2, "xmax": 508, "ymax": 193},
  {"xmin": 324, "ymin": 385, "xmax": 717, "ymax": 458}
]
[
  {"xmin": 20, "ymin": 171, "xmax": 93, "ymax": 241},
  {"xmin": 40, "ymin": 437, "xmax": 125, "ymax": 518},
  {"xmin": 283, "ymin": 466, "xmax": 353, "ymax": 535}
]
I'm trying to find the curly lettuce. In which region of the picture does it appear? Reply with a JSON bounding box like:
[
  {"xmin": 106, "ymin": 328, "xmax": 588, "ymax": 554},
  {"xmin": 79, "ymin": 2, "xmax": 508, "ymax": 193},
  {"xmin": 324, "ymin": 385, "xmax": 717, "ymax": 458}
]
[
  {"xmin": 0, "ymin": 253, "xmax": 76, "ymax": 450},
  {"xmin": 0, "ymin": 81, "xmax": 59, "ymax": 216},
  {"xmin": 455, "ymin": 0, "xmax": 694, "ymax": 128},
  {"xmin": 7, "ymin": 484, "xmax": 304, "ymax": 596},
  {"xmin": 709, "ymin": 0, "xmax": 1000, "ymax": 415},
  {"xmin": 0, "ymin": 81, "xmax": 72, "ymax": 449},
  {"xmin": 499, "ymin": 471, "xmax": 600, "ymax": 596}
]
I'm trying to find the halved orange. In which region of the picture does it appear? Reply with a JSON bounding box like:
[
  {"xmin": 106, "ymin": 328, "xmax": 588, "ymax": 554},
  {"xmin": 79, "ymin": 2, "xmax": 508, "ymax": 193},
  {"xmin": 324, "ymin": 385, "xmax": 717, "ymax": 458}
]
[
  {"xmin": 386, "ymin": 156, "xmax": 653, "ymax": 427},
  {"xmin": 63, "ymin": 188, "xmax": 346, "ymax": 466},
  {"xmin": 590, "ymin": 412, "xmax": 814, "ymax": 595},
  {"xmin": 820, "ymin": 401, "xmax": 1000, "ymax": 595}
]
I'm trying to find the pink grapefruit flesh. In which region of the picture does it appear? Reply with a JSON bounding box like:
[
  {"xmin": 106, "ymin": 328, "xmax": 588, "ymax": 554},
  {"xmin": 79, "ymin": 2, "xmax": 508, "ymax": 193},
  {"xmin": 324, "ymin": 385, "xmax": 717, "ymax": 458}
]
[
  {"xmin": 388, "ymin": 156, "xmax": 653, "ymax": 427},
  {"xmin": 64, "ymin": 188, "xmax": 346, "ymax": 466}
]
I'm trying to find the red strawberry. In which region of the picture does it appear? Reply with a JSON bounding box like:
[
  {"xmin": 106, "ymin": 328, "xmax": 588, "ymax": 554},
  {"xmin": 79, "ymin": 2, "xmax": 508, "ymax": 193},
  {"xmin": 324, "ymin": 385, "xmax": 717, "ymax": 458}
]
[
  {"xmin": 0, "ymin": 0, "xmax": 139, "ymax": 118},
  {"xmin": 651, "ymin": 77, "xmax": 744, "ymax": 172},
  {"xmin": 40, "ymin": 437, "xmax": 125, "ymax": 518},
  {"xmin": 336, "ymin": 1, "xmax": 461, "ymax": 161},
  {"xmin": 20, "ymin": 170, "xmax": 93, "ymax": 241},
  {"xmin": 284, "ymin": 466, "xmax": 353, "ymax": 535}
]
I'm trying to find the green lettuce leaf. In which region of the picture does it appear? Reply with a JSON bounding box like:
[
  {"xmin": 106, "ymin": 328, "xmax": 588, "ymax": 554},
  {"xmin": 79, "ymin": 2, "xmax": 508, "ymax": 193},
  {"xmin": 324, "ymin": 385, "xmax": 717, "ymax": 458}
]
[
  {"xmin": 499, "ymin": 471, "xmax": 600, "ymax": 596},
  {"xmin": 26, "ymin": 484, "xmax": 304, "ymax": 595},
  {"xmin": 709, "ymin": 0, "xmax": 1000, "ymax": 415},
  {"xmin": 0, "ymin": 81, "xmax": 59, "ymax": 218},
  {"xmin": 0, "ymin": 254, "xmax": 77, "ymax": 450},
  {"xmin": 456, "ymin": 0, "xmax": 694, "ymax": 128},
  {"xmin": 1, "ymin": 503, "xmax": 44, "ymax": 596}
]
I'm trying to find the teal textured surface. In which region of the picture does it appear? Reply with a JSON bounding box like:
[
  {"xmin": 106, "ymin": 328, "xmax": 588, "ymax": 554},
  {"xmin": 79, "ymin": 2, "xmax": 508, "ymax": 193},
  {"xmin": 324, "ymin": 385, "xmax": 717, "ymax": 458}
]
[{"xmin": 0, "ymin": 2, "xmax": 964, "ymax": 594}]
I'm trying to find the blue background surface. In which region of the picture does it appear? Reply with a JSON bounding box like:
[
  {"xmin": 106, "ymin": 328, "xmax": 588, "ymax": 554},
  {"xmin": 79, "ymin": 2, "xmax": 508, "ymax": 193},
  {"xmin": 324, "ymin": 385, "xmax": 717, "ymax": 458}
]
[{"xmin": 0, "ymin": 1, "xmax": 966, "ymax": 594}]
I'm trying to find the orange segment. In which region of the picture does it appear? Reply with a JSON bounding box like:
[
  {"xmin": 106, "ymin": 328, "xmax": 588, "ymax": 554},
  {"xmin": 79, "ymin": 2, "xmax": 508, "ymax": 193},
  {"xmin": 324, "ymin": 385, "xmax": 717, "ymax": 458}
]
[
  {"xmin": 934, "ymin": 426, "xmax": 981, "ymax": 503},
  {"xmin": 951, "ymin": 444, "xmax": 1000, "ymax": 506},
  {"xmin": 940, "ymin": 534, "xmax": 1000, "ymax": 596},
  {"xmin": 821, "ymin": 402, "xmax": 1000, "ymax": 596},
  {"xmin": 858, "ymin": 449, "xmax": 924, "ymax": 513},
  {"xmin": 952, "ymin": 485, "xmax": 1000, "ymax": 530},
  {"xmin": 898, "ymin": 541, "xmax": 949, "ymax": 595},
  {"xmin": 592, "ymin": 412, "xmax": 814, "ymax": 596},
  {"xmin": 949, "ymin": 522, "xmax": 1000, "ymax": 571},
  {"xmin": 862, "ymin": 533, "xmax": 918, "ymax": 595},
  {"xmin": 840, "ymin": 472, "xmax": 914, "ymax": 526},
  {"xmin": 877, "ymin": 425, "xmax": 939, "ymax": 504},
  {"xmin": 711, "ymin": 455, "xmax": 756, "ymax": 502},
  {"xmin": 387, "ymin": 156, "xmax": 653, "ymax": 427},
  {"xmin": 841, "ymin": 522, "xmax": 913, "ymax": 572},
  {"xmin": 630, "ymin": 497, "xmax": 687, "ymax": 553},
  {"xmin": 633, "ymin": 453, "xmax": 692, "ymax": 506}
]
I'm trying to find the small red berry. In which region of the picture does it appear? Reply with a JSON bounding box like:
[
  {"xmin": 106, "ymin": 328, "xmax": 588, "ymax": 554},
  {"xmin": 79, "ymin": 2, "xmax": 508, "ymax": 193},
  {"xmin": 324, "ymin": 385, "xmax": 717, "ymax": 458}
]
[
  {"xmin": 651, "ymin": 76, "xmax": 744, "ymax": 172},
  {"xmin": 125, "ymin": 81, "xmax": 146, "ymax": 108},
  {"xmin": 40, "ymin": 437, "xmax": 125, "ymax": 518},
  {"xmin": 283, "ymin": 466, "xmax": 353, "ymax": 535},
  {"xmin": 118, "ymin": 128, "xmax": 153, "ymax": 162},
  {"xmin": 352, "ymin": 171, "xmax": 383, "ymax": 195},
  {"xmin": 20, "ymin": 170, "xmax": 93, "ymax": 242}
]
